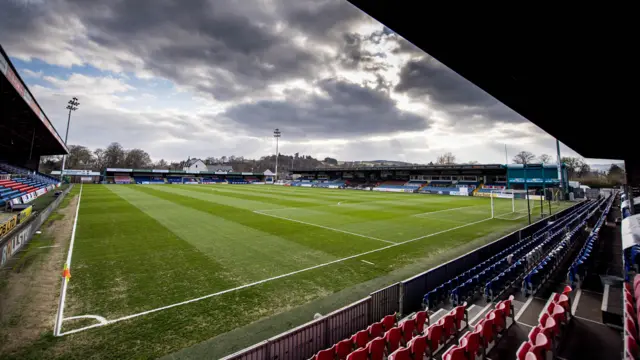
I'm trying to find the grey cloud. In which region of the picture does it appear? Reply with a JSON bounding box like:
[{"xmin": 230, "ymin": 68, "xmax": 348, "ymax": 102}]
[
  {"xmin": 395, "ymin": 56, "xmax": 528, "ymax": 129},
  {"xmin": 0, "ymin": 0, "xmax": 364, "ymax": 101},
  {"xmin": 223, "ymin": 78, "xmax": 429, "ymax": 139}
]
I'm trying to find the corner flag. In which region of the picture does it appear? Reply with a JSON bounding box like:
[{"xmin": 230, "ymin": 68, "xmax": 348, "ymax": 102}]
[{"xmin": 62, "ymin": 264, "xmax": 71, "ymax": 280}]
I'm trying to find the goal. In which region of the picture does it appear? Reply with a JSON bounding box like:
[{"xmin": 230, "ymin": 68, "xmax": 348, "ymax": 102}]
[{"xmin": 490, "ymin": 189, "xmax": 545, "ymax": 220}]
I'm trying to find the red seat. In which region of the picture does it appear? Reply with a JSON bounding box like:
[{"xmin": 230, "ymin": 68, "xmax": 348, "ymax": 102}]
[
  {"xmin": 400, "ymin": 319, "xmax": 415, "ymax": 344},
  {"xmin": 498, "ymin": 295, "xmax": 514, "ymax": 318},
  {"xmin": 539, "ymin": 312, "xmax": 549, "ymax": 327},
  {"xmin": 414, "ymin": 310, "xmax": 428, "ymax": 334},
  {"xmin": 545, "ymin": 301, "xmax": 555, "ymax": 317},
  {"xmin": 442, "ymin": 344, "xmax": 466, "ymax": 360},
  {"xmin": 384, "ymin": 327, "xmax": 402, "ymax": 353},
  {"xmin": 628, "ymin": 335, "xmax": 639, "ymax": 359},
  {"xmin": 627, "ymin": 302, "xmax": 637, "ymax": 319},
  {"xmin": 625, "ymin": 288, "xmax": 634, "ymax": 303},
  {"xmin": 346, "ymin": 347, "xmax": 367, "ymax": 360},
  {"xmin": 336, "ymin": 339, "xmax": 353, "ymax": 360},
  {"xmin": 476, "ymin": 318, "xmax": 494, "ymax": 347},
  {"xmin": 365, "ymin": 337, "xmax": 385, "ymax": 360},
  {"xmin": 487, "ymin": 309, "xmax": 505, "ymax": 334},
  {"xmin": 516, "ymin": 341, "xmax": 532, "ymax": 360},
  {"xmin": 555, "ymin": 294, "xmax": 571, "ymax": 314},
  {"xmin": 626, "ymin": 282, "xmax": 633, "ymax": 293},
  {"xmin": 634, "ymin": 275, "xmax": 640, "ymax": 292},
  {"xmin": 525, "ymin": 353, "xmax": 539, "ymax": 360},
  {"xmin": 315, "ymin": 345, "xmax": 336, "ymax": 360},
  {"xmin": 543, "ymin": 316, "xmax": 559, "ymax": 338},
  {"xmin": 382, "ymin": 313, "xmax": 397, "ymax": 330},
  {"xmin": 408, "ymin": 334, "xmax": 427, "ymax": 359},
  {"xmin": 626, "ymin": 316, "xmax": 638, "ymax": 341},
  {"xmin": 551, "ymin": 304, "xmax": 567, "ymax": 326},
  {"xmin": 427, "ymin": 323, "xmax": 443, "ymax": 353},
  {"xmin": 528, "ymin": 326, "xmax": 542, "ymax": 344},
  {"xmin": 529, "ymin": 333, "xmax": 549, "ymax": 359},
  {"xmin": 351, "ymin": 329, "xmax": 369, "ymax": 349},
  {"xmin": 388, "ymin": 347, "xmax": 411, "ymax": 360},
  {"xmin": 562, "ymin": 285, "xmax": 572, "ymax": 295},
  {"xmin": 368, "ymin": 322, "xmax": 384, "ymax": 339},
  {"xmin": 440, "ymin": 313, "xmax": 456, "ymax": 338},
  {"xmin": 452, "ymin": 302, "xmax": 468, "ymax": 331},
  {"xmin": 460, "ymin": 330, "xmax": 481, "ymax": 358}
]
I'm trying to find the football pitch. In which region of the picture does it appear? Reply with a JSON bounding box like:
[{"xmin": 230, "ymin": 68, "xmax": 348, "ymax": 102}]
[{"xmin": 55, "ymin": 184, "xmax": 570, "ymax": 358}]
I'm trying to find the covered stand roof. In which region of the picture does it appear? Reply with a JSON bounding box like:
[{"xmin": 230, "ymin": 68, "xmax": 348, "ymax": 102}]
[
  {"xmin": 344, "ymin": 5, "xmax": 635, "ymax": 182},
  {"xmin": 0, "ymin": 45, "xmax": 68, "ymax": 157}
]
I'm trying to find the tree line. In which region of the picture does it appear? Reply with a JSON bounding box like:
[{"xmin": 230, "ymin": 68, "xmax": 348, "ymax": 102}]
[{"xmin": 39, "ymin": 143, "xmax": 324, "ymax": 174}]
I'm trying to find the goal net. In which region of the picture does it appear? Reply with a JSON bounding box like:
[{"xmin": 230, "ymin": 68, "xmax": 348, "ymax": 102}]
[{"xmin": 491, "ymin": 189, "xmax": 546, "ymax": 220}]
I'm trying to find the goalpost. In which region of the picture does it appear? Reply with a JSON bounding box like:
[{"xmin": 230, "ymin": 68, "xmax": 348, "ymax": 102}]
[{"xmin": 490, "ymin": 189, "xmax": 541, "ymax": 220}]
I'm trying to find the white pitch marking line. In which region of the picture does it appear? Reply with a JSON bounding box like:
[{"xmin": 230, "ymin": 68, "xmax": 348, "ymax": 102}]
[
  {"xmin": 64, "ymin": 315, "xmax": 108, "ymax": 325},
  {"xmin": 361, "ymin": 260, "xmax": 375, "ymax": 265},
  {"xmin": 60, "ymin": 214, "xmax": 496, "ymax": 335},
  {"xmin": 253, "ymin": 210, "xmax": 396, "ymax": 245},
  {"xmin": 54, "ymin": 184, "xmax": 83, "ymax": 337},
  {"xmin": 412, "ymin": 205, "xmax": 483, "ymax": 217},
  {"xmin": 37, "ymin": 245, "xmax": 60, "ymax": 249},
  {"xmin": 515, "ymin": 296, "xmax": 535, "ymax": 321}
]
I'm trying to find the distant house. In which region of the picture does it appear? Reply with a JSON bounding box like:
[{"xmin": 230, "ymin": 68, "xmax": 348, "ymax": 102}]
[
  {"xmin": 183, "ymin": 159, "xmax": 233, "ymax": 173},
  {"xmin": 183, "ymin": 158, "xmax": 207, "ymax": 172}
]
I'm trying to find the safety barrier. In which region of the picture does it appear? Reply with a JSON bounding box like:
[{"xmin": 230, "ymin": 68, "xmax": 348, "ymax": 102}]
[
  {"xmin": 0, "ymin": 185, "xmax": 72, "ymax": 268},
  {"xmin": 221, "ymin": 202, "xmax": 583, "ymax": 360}
]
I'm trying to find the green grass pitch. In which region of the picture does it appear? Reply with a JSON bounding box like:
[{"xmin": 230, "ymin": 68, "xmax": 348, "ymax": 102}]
[{"xmin": 43, "ymin": 185, "xmax": 569, "ymax": 359}]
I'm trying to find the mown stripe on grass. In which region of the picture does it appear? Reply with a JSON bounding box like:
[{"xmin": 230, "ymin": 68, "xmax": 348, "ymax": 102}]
[
  {"xmin": 184, "ymin": 185, "xmax": 477, "ymax": 218},
  {"xmin": 68, "ymin": 185, "xmax": 237, "ymax": 318},
  {"xmin": 133, "ymin": 185, "xmax": 387, "ymax": 257},
  {"xmin": 153, "ymin": 185, "xmax": 496, "ymax": 241},
  {"xmin": 109, "ymin": 185, "xmax": 337, "ymax": 283}
]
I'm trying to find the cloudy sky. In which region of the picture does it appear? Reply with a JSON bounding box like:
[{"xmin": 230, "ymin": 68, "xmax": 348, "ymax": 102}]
[{"xmin": 0, "ymin": 0, "xmax": 612, "ymax": 164}]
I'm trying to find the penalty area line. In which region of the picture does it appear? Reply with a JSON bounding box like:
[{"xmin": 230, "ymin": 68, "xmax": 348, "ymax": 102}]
[{"xmin": 58, "ymin": 214, "xmax": 494, "ymax": 336}]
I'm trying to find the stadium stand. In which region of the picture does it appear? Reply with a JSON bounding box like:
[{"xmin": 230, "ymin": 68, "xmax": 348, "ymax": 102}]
[
  {"xmin": 423, "ymin": 200, "xmax": 598, "ymax": 309},
  {"xmin": 114, "ymin": 176, "xmax": 133, "ymax": 184},
  {"xmin": 316, "ymin": 180, "xmax": 346, "ymax": 188},
  {"xmin": 0, "ymin": 163, "xmax": 60, "ymax": 206},
  {"xmin": 224, "ymin": 196, "xmax": 623, "ymax": 360}
]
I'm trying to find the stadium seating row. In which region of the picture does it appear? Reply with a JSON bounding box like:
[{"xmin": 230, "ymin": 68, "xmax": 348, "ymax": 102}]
[
  {"xmin": 625, "ymin": 275, "xmax": 640, "ymax": 359},
  {"xmin": 567, "ymin": 197, "xmax": 612, "ymax": 287},
  {"xmin": 514, "ymin": 195, "xmax": 613, "ymax": 360},
  {"xmin": 311, "ymin": 304, "xmax": 471, "ymax": 360},
  {"xmin": 424, "ymin": 200, "xmax": 596, "ymax": 309},
  {"xmin": 486, "ymin": 200, "xmax": 594, "ymax": 302},
  {"xmin": 516, "ymin": 287, "xmax": 573, "ymax": 360},
  {"xmin": 1, "ymin": 177, "xmax": 54, "ymax": 206}
]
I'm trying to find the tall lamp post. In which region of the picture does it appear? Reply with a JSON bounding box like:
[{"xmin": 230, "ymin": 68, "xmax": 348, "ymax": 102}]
[
  {"xmin": 60, "ymin": 97, "xmax": 79, "ymax": 181},
  {"xmin": 273, "ymin": 128, "xmax": 281, "ymax": 182}
]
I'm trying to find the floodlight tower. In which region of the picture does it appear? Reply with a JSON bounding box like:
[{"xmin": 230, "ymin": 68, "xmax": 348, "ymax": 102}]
[
  {"xmin": 60, "ymin": 97, "xmax": 80, "ymax": 180},
  {"xmin": 273, "ymin": 128, "xmax": 281, "ymax": 181}
]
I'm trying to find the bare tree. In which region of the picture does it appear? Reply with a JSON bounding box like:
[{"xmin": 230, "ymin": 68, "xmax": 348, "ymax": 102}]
[
  {"xmin": 436, "ymin": 152, "xmax": 456, "ymax": 165},
  {"xmin": 538, "ymin": 154, "xmax": 553, "ymax": 164},
  {"xmin": 512, "ymin": 151, "xmax": 536, "ymax": 164}
]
